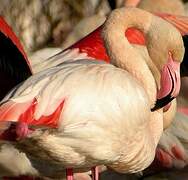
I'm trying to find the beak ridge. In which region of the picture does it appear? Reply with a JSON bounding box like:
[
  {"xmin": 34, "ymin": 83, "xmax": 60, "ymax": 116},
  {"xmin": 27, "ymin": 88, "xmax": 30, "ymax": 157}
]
[{"xmin": 151, "ymin": 53, "xmax": 180, "ymax": 112}]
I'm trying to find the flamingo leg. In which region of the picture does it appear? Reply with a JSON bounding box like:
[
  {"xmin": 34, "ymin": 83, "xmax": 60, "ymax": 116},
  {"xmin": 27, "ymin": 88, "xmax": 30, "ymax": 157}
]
[
  {"xmin": 91, "ymin": 166, "xmax": 99, "ymax": 180},
  {"xmin": 66, "ymin": 168, "xmax": 73, "ymax": 180}
]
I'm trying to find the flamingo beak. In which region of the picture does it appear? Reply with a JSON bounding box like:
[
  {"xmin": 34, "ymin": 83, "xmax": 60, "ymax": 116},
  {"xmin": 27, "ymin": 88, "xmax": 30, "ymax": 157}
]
[{"xmin": 151, "ymin": 53, "xmax": 180, "ymax": 112}]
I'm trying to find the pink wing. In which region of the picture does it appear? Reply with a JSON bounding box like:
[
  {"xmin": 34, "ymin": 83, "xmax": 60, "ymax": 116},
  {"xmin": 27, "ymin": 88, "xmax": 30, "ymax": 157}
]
[
  {"xmin": 0, "ymin": 98, "xmax": 65, "ymax": 140},
  {"xmin": 0, "ymin": 66, "xmax": 68, "ymax": 140},
  {"xmin": 0, "ymin": 98, "xmax": 65, "ymax": 128}
]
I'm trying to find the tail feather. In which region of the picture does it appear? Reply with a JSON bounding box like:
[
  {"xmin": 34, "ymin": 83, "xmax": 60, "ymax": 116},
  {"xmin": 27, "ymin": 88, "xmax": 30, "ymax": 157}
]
[
  {"xmin": 0, "ymin": 100, "xmax": 32, "ymax": 123},
  {"xmin": 0, "ymin": 100, "xmax": 32, "ymax": 137},
  {"xmin": 0, "ymin": 98, "xmax": 65, "ymax": 129}
]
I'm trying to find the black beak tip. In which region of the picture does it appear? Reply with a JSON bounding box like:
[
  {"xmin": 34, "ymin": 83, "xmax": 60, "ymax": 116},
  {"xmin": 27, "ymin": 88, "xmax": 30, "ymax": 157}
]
[{"xmin": 151, "ymin": 96, "xmax": 174, "ymax": 112}]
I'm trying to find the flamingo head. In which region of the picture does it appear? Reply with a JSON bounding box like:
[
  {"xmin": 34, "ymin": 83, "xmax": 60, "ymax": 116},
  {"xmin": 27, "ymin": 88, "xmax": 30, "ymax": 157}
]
[
  {"xmin": 146, "ymin": 16, "xmax": 184, "ymax": 112},
  {"xmin": 151, "ymin": 51, "xmax": 182, "ymax": 112}
]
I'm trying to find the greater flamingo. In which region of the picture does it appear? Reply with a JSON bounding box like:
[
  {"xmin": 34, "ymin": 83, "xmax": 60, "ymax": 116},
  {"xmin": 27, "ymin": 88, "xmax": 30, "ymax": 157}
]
[
  {"xmin": 0, "ymin": 4, "xmax": 188, "ymax": 180},
  {"xmin": 0, "ymin": 7, "xmax": 187, "ymax": 179},
  {"xmin": 0, "ymin": 7, "xmax": 184, "ymax": 179},
  {"xmin": 0, "ymin": 7, "xmax": 184, "ymax": 180},
  {"xmin": 0, "ymin": 3, "xmax": 186, "ymax": 179}
]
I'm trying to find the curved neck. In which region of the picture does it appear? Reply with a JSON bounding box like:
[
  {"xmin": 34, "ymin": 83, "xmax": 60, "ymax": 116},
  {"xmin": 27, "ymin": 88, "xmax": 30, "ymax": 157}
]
[{"xmin": 102, "ymin": 8, "xmax": 157, "ymax": 104}]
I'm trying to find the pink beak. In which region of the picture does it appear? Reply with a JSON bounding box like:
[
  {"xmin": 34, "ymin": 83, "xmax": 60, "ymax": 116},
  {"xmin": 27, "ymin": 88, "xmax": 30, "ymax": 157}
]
[{"xmin": 151, "ymin": 52, "xmax": 180, "ymax": 111}]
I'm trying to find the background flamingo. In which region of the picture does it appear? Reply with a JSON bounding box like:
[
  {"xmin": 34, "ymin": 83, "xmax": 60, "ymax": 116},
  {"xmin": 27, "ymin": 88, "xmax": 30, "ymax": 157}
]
[{"xmin": 135, "ymin": 0, "xmax": 185, "ymax": 15}]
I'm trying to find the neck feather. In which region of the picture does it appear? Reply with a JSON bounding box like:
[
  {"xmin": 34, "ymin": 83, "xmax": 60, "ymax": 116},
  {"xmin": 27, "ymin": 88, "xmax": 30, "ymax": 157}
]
[{"xmin": 102, "ymin": 8, "xmax": 157, "ymax": 104}]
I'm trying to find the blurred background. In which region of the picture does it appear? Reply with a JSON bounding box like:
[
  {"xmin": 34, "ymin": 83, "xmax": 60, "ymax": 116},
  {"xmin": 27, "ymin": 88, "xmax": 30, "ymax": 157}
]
[{"xmin": 0, "ymin": 0, "xmax": 113, "ymax": 54}]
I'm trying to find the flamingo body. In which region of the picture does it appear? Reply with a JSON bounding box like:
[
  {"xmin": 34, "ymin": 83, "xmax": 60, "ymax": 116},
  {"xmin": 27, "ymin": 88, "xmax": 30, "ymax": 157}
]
[{"xmin": 0, "ymin": 60, "xmax": 157, "ymax": 178}]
